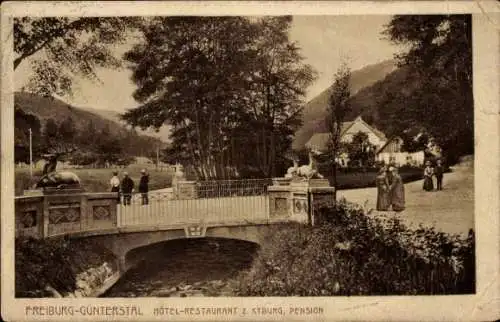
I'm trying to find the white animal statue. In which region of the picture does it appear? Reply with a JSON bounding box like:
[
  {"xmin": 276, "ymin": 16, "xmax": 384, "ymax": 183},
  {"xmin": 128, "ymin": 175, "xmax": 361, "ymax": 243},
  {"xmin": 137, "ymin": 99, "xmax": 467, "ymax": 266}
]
[{"xmin": 296, "ymin": 150, "xmax": 324, "ymax": 180}]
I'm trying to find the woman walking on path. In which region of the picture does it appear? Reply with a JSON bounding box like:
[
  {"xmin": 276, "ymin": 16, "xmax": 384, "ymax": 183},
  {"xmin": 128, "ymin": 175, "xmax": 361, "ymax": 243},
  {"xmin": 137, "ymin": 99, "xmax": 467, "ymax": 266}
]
[
  {"xmin": 389, "ymin": 166, "xmax": 405, "ymax": 212},
  {"xmin": 423, "ymin": 161, "xmax": 434, "ymax": 191},
  {"xmin": 376, "ymin": 166, "xmax": 390, "ymax": 211}
]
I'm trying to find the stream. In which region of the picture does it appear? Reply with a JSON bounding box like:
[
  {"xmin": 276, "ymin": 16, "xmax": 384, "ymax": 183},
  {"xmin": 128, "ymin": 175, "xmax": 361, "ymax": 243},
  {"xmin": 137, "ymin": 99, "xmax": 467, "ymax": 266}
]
[{"xmin": 102, "ymin": 238, "xmax": 259, "ymax": 297}]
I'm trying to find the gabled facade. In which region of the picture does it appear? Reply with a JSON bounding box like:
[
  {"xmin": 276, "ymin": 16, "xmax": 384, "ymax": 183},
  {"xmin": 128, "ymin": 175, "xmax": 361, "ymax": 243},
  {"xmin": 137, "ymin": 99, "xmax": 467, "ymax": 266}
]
[
  {"xmin": 305, "ymin": 116, "xmax": 387, "ymax": 153},
  {"xmin": 305, "ymin": 116, "xmax": 432, "ymax": 167},
  {"xmin": 340, "ymin": 116, "xmax": 387, "ymax": 147}
]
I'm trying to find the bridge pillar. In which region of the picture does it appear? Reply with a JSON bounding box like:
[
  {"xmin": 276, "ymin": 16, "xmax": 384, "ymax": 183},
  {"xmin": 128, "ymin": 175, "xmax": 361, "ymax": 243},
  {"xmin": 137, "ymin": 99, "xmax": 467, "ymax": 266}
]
[{"xmin": 268, "ymin": 179, "xmax": 334, "ymax": 225}]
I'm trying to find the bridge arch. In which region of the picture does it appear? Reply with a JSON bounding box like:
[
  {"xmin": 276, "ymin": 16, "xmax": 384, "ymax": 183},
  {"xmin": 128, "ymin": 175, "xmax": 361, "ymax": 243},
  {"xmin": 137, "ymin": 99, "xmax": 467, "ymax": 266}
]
[
  {"xmin": 85, "ymin": 223, "xmax": 275, "ymax": 272},
  {"xmin": 124, "ymin": 236, "xmax": 261, "ymax": 272}
]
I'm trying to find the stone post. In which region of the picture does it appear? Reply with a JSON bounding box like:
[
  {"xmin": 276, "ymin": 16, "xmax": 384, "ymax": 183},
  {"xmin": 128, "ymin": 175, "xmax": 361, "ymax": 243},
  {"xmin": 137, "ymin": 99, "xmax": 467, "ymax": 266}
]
[
  {"xmin": 176, "ymin": 181, "xmax": 197, "ymax": 199},
  {"xmin": 268, "ymin": 178, "xmax": 334, "ymax": 226}
]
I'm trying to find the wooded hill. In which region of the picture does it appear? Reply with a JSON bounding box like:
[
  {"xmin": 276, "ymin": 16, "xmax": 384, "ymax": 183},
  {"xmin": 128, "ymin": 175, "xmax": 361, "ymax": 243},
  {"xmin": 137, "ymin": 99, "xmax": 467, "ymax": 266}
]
[
  {"xmin": 292, "ymin": 59, "xmax": 397, "ymax": 150},
  {"xmin": 14, "ymin": 92, "xmax": 167, "ymax": 161},
  {"xmin": 78, "ymin": 106, "xmax": 172, "ymax": 143}
]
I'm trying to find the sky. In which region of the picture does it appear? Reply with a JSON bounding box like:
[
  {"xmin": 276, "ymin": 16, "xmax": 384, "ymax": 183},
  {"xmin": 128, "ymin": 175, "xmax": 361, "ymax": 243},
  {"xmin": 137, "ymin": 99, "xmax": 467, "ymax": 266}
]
[{"xmin": 14, "ymin": 15, "xmax": 403, "ymax": 114}]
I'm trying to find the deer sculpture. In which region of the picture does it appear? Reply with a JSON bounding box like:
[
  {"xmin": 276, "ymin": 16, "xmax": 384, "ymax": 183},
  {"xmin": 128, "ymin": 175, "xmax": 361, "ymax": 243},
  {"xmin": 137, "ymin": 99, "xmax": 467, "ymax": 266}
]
[
  {"xmin": 296, "ymin": 149, "xmax": 324, "ymax": 180},
  {"xmin": 283, "ymin": 150, "xmax": 324, "ymax": 180}
]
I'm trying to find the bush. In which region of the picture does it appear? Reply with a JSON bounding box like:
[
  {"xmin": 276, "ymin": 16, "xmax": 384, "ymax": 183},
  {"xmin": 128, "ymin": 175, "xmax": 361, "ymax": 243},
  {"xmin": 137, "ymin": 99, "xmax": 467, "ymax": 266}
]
[
  {"xmin": 15, "ymin": 236, "xmax": 118, "ymax": 297},
  {"xmin": 236, "ymin": 201, "xmax": 475, "ymax": 296}
]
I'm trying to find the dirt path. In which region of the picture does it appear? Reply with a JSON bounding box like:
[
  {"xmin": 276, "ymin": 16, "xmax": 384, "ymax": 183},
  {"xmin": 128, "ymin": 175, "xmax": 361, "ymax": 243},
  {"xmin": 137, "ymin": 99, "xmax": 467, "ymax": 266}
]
[{"xmin": 339, "ymin": 159, "xmax": 474, "ymax": 236}]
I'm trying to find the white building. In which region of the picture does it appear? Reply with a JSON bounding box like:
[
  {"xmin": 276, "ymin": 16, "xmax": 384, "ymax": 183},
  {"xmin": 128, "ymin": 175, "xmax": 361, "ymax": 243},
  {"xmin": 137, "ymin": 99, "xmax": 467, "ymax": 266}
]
[
  {"xmin": 305, "ymin": 116, "xmax": 387, "ymax": 166},
  {"xmin": 305, "ymin": 116, "xmax": 429, "ymax": 167},
  {"xmin": 376, "ymin": 136, "xmax": 425, "ymax": 166}
]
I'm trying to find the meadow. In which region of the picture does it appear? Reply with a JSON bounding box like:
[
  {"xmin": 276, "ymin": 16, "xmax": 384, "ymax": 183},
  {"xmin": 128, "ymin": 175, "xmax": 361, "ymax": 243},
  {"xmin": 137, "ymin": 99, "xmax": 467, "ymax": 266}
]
[
  {"xmin": 15, "ymin": 164, "xmax": 423, "ymax": 196},
  {"xmin": 15, "ymin": 164, "xmax": 174, "ymax": 196}
]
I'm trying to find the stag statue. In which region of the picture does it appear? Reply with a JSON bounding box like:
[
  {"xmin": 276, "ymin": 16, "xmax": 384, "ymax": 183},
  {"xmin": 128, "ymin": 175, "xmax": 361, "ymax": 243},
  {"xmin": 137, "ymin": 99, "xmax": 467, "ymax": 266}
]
[
  {"xmin": 296, "ymin": 149, "xmax": 324, "ymax": 180},
  {"xmin": 283, "ymin": 150, "xmax": 323, "ymax": 180}
]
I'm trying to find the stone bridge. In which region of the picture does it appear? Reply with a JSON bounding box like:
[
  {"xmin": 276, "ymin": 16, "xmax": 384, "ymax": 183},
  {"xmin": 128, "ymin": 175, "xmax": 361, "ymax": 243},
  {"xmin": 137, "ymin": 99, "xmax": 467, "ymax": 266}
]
[{"xmin": 15, "ymin": 179, "xmax": 335, "ymax": 273}]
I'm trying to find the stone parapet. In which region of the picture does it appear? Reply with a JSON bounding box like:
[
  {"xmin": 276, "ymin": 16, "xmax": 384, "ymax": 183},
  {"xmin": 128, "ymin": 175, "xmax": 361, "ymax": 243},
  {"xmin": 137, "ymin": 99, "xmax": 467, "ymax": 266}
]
[
  {"xmin": 268, "ymin": 179, "xmax": 335, "ymax": 226},
  {"xmin": 15, "ymin": 192, "xmax": 119, "ymax": 239}
]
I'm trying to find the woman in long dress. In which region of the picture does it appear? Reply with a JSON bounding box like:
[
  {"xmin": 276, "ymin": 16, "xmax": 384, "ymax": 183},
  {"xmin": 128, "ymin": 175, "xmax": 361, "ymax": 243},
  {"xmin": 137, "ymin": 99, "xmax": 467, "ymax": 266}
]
[
  {"xmin": 389, "ymin": 166, "xmax": 405, "ymax": 211},
  {"xmin": 376, "ymin": 166, "xmax": 390, "ymax": 211},
  {"xmin": 423, "ymin": 161, "xmax": 434, "ymax": 191}
]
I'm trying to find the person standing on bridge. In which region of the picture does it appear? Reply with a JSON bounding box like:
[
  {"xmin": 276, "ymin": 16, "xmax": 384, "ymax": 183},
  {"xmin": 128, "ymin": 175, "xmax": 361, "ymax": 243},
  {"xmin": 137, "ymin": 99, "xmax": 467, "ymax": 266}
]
[
  {"xmin": 139, "ymin": 169, "xmax": 149, "ymax": 205},
  {"xmin": 121, "ymin": 172, "xmax": 134, "ymax": 206},
  {"xmin": 110, "ymin": 171, "xmax": 121, "ymax": 203}
]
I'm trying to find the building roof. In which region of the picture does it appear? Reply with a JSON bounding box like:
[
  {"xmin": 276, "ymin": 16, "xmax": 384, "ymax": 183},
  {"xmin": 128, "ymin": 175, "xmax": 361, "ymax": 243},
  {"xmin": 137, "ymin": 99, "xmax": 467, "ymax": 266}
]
[
  {"xmin": 305, "ymin": 116, "xmax": 387, "ymax": 151},
  {"xmin": 352, "ymin": 116, "xmax": 387, "ymax": 141}
]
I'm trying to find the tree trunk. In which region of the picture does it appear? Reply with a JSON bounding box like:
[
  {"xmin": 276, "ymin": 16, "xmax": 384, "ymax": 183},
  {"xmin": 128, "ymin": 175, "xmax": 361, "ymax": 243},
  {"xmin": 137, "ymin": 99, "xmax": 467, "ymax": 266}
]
[{"xmin": 270, "ymin": 129, "xmax": 276, "ymax": 177}]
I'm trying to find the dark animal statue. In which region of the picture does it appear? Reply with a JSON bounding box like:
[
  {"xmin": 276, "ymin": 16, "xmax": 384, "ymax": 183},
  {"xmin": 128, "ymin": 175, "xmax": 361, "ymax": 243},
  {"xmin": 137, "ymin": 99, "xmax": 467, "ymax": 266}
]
[{"xmin": 35, "ymin": 171, "xmax": 82, "ymax": 189}]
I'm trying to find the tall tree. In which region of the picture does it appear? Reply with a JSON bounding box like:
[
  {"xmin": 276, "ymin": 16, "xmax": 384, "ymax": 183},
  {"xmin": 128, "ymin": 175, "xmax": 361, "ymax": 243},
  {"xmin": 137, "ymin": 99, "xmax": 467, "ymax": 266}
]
[
  {"xmin": 123, "ymin": 16, "xmax": 314, "ymax": 179},
  {"xmin": 382, "ymin": 15, "xmax": 473, "ymax": 163},
  {"xmin": 326, "ymin": 62, "xmax": 352, "ymax": 202},
  {"xmin": 243, "ymin": 16, "xmax": 316, "ymax": 177},
  {"xmin": 123, "ymin": 17, "xmax": 257, "ymax": 179},
  {"xmin": 14, "ymin": 17, "xmax": 142, "ymax": 96}
]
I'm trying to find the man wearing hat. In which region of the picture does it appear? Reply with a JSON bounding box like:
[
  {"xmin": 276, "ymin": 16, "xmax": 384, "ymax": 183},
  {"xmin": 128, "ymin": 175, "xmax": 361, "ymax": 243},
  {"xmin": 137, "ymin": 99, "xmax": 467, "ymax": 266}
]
[
  {"xmin": 121, "ymin": 172, "xmax": 134, "ymax": 206},
  {"xmin": 139, "ymin": 169, "xmax": 149, "ymax": 205}
]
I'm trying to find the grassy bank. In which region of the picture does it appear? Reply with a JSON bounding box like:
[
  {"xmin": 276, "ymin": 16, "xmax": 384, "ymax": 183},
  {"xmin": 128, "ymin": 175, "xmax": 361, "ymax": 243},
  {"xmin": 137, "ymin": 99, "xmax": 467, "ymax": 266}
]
[
  {"xmin": 236, "ymin": 201, "xmax": 475, "ymax": 296},
  {"xmin": 15, "ymin": 165, "xmax": 174, "ymax": 195}
]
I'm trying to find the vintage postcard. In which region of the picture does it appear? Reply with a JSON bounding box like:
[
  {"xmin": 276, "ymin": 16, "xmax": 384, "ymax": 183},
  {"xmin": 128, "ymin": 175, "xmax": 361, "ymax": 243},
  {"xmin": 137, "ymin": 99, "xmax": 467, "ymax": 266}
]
[{"xmin": 1, "ymin": 1, "xmax": 499, "ymax": 321}]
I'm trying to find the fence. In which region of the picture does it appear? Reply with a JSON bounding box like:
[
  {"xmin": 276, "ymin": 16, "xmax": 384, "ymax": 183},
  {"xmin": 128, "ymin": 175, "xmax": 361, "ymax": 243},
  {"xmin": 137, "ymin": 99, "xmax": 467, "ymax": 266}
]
[
  {"xmin": 195, "ymin": 179, "xmax": 272, "ymax": 198},
  {"xmin": 118, "ymin": 179, "xmax": 273, "ymax": 227},
  {"xmin": 117, "ymin": 192, "xmax": 269, "ymax": 227}
]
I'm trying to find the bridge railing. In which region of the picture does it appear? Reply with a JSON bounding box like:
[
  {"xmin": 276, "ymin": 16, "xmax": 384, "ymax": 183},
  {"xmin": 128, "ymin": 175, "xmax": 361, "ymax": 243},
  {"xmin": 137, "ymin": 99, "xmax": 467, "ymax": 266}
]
[
  {"xmin": 195, "ymin": 179, "xmax": 272, "ymax": 199},
  {"xmin": 16, "ymin": 178, "xmax": 318, "ymax": 238},
  {"xmin": 117, "ymin": 189, "xmax": 270, "ymax": 227}
]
